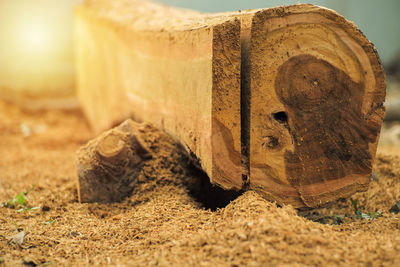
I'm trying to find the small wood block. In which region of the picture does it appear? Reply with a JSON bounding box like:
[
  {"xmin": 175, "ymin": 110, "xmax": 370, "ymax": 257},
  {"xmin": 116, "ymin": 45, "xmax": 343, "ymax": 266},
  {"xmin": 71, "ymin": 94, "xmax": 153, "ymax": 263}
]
[{"xmin": 77, "ymin": 119, "xmax": 151, "ymax": 203}]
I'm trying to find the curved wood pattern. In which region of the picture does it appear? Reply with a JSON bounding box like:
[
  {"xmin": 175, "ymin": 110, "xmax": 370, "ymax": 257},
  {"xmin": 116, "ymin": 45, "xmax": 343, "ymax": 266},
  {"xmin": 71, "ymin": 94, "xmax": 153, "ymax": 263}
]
[
  {"xmin": 76, "ymin": 1, "xmax": 243, "ymax": 192},
  {"xmin": 248, "ymin": 5, "xmax": 386, "ymax": 207}
]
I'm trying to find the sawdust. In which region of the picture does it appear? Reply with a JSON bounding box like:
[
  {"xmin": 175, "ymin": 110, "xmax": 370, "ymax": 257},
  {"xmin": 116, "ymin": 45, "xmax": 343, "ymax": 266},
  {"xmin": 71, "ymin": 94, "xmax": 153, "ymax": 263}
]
[{"xmin": 1, "ymin": 99, "xmax": 400, "ymax": 266}]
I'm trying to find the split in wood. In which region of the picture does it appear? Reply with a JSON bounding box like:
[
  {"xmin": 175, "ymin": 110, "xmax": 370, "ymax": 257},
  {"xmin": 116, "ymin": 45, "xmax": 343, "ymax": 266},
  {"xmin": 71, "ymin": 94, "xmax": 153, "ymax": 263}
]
[{"xmin": 75, "ymin": 0, "xmax": 386, "ymax": 207}]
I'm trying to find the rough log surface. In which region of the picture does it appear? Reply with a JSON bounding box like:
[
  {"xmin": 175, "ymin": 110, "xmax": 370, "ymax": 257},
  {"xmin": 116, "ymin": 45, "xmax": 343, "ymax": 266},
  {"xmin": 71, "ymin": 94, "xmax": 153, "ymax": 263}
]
[
  {"xmin": 76, "ymin": 0, "xmax": 245, "ymax": 192},
  {"xmin": 75, "ymin": 0, "xmax": 386, "ymax": 207},
  {"xmin": 77, "ymin": 119, "xmax": 151, "ymax": 202}
]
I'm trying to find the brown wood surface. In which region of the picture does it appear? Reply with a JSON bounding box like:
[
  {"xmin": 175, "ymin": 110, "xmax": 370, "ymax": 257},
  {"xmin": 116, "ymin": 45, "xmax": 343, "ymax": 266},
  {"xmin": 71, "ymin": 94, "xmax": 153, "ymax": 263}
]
[
  {"xmin": 75, "ymin": 0, "xmax": 244, "ymax": 192},
  {"xmin": 77, "ymin": 119, "xmax": 152, "ymax": 203},
  {"xmin": 247, "ymin": 6, "xmax": 386, "ymax": 207},
  {"xmin": 75, "ymin": 0, "xmax": 386, "ymax": 207}
]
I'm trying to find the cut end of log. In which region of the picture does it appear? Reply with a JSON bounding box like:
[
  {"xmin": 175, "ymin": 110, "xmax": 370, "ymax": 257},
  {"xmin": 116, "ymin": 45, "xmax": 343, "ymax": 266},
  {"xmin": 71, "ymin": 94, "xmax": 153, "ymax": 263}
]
[
  {"xmin": 96, "ymin": 131, "xmax": 127, "ymax": 159},
  {"xmin": 247, "ymin": 5, "xmax": 386, "ymax": 207},
  {"xmin": 77, "ymin": 119, "xmax": 151, "ymax": 203},
  {"xmin": 275, "ymin": 54, "xmax": 376, "ymax": 189}
]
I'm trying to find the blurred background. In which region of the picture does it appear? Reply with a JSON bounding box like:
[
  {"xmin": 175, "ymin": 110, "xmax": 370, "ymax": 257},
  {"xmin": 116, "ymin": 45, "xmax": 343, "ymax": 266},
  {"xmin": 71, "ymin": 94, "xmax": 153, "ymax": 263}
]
[
  {"xmin": 0, "ymin": 0, "xmax": 80, "ymax": 108},
  {"xmin": 0, "ymin": 0, "xmax": 399, "ymax": 145}
]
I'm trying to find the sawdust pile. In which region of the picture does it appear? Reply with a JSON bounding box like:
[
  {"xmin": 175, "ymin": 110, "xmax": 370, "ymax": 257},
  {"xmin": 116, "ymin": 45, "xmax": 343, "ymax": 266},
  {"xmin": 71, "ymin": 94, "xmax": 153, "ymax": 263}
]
[{"xmin": 1, "ymin": 100, "xmax": 400, "ymax": 266}]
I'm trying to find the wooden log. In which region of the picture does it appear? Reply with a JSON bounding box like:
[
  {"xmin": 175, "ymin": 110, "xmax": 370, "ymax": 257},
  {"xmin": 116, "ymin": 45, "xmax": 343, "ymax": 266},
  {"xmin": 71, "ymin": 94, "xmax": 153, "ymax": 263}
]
[
  {"xmin": 77, "ymin": 119, "xmax": 151, "ymax": 202},
  {"xmin": 75, "ymin": 1, "xmax": 386, "ymax": 207}
]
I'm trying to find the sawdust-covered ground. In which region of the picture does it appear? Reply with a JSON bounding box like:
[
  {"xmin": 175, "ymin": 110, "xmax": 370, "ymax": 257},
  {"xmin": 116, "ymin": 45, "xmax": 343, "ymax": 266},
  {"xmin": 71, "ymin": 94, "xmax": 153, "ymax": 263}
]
[{"xmin": 1, "ymin": 99, "xmax": 400, "ymax": 266}]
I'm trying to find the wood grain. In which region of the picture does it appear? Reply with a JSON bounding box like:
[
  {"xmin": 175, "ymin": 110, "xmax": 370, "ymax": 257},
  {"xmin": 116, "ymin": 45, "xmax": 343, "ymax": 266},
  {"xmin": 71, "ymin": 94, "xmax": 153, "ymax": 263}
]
[
  {"xmin": 75, "ymin": 1, "xmax": 386, "ymax": 207},
  {"xmin": 77, "ymin": 119, "xmax": 151, "ymax": 203},
  {"xmin": 248, "ymin": 5, "xmax": 386, "ymax": 207},
  {"xmin": 75, "ymin": 0, "xmax": 243, "ymax": 192}
]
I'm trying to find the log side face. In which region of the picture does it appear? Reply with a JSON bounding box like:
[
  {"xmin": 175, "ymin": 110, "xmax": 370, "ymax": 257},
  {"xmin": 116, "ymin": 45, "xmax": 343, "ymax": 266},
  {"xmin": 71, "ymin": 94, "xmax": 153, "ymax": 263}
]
[
  {"xmin": 120, "ymin": 28, "xmax": 216, "ymax": 176},
  {"xmin": 75, "ymin": 3, "xmax": 242, "ymax": 184},
  {"xmin": 211, "ymin": 19, "xmax": 242, "ymax": 190},
  {"xmin": 248, "ymin": 5, "xmax": 386, "ymax": 207},
  {"xmin": 75, "ymin": 8, "xmax": 134, "ymax": 132}
]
